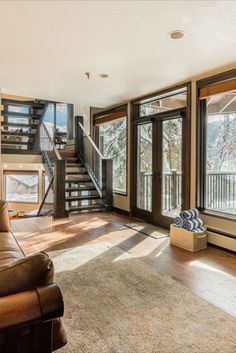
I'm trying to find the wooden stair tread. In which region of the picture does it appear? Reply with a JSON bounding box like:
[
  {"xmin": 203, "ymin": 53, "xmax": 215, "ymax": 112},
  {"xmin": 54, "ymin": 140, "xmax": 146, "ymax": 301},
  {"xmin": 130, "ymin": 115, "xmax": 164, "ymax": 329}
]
[
  {"xmin": 1, "ymin": 140, "xmax": 29, "ymax": 145},
  {"xmin": 1, "ymin": 111, "xmax": 41, "ymax": 118},
  {"xmin": 66, "ymin": 195, "xmax": 99, "ymax": 201},
  {"xmin": 1, "ymin": 132, "xmax": 35, "ymax": 137},
  {"xmin": 66, "ymin": 176, "xmax": 91, "ymax": 182},
  {"xmin": 66, "ymin": 169, "xmax": 86, "ymax": 174},
  {"xmin": 66, "ymin": 185, "xmax": 96, "ymax": 191},
  {"xmin": 65, "ymin": 163, "xmax": 83, "ymax": 167},
  {"xmin": 1, "ymin": 122, "xmax": 38, "ymax": 128},
  {"xmin": 68, "ymin": 204, "xmax": 105, "ymax": 212},
  {"xmin": 59, "ymin": 150, "xmax": 77, "ymax": 157}
]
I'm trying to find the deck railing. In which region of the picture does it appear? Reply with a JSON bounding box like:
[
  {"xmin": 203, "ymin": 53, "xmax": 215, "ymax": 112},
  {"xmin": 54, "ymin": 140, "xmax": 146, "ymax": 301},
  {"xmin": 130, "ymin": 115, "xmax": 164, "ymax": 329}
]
[
  {"xmin": 206, "ymin": 171, "xmax": 236, "ymax": 211},
  {"xmin": 140, "ymin": 171, "xmax": 182, "ymax": 213},
  {"xmin": 140, "ymin": 170, "xmax": 236, "ymax": 214},
  {"xmin": 162, "ymin": 171, "xmax": 182, "ymax": 212}
]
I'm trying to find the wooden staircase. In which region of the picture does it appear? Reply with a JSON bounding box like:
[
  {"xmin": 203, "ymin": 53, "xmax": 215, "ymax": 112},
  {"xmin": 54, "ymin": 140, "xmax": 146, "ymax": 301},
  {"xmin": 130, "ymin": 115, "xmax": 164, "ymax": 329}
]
[
  {"xmin": 1, "ymin": 98, "xmax": 46, "ymax": 152},
  {"xmin": 60, "ymin": 150, "xmax": 106, "ymax": 214}
]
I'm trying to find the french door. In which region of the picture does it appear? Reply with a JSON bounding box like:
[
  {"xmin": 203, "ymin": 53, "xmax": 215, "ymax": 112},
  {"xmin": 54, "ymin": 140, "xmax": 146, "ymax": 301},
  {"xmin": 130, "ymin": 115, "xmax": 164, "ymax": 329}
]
[{"xmin": 134, "ymin": 109, "xmax": 189, "ymax": 228}]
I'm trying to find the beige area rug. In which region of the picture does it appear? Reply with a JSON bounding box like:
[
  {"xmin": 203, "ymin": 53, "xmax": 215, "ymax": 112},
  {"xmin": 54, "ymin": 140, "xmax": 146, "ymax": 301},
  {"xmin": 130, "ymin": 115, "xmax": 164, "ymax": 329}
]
[
  {"xmin": 125, "ymin": 222, "xmax": 169, "ymax": 239},
  {"xmin": 50, "ymin": 242, "xmax": 236, "ymax": 353}
]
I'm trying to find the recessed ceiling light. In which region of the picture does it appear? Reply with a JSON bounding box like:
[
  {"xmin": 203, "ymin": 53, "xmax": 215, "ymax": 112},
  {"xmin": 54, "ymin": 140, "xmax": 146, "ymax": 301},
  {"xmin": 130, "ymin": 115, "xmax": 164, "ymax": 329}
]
[
  {"xmin": 168, "ymin": 30, "xmax": 185, "ymax": 40},
  {"xmin": 98, "ymin": 73, "xmax": 109, "ymax": 79}
]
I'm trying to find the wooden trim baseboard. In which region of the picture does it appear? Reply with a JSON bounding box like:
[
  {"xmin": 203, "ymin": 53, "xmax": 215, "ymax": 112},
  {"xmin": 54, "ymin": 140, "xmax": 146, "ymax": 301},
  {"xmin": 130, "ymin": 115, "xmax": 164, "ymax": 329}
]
[{"xmin": 112, "ymin": 206, "xmax": 130, "ymax": 216}]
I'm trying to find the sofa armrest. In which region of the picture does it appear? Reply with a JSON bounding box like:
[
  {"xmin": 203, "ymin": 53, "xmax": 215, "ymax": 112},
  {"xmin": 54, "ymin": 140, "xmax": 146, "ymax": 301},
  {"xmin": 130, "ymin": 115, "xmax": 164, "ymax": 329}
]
[
  {"xmin": 0, "ymin": 200, "xmax": 11, "ymax": 232},
  {"xmin": 0, "ymin": 252, "xmax": 54, "ymax": 297},
  {"xmin": 0, "ymin": 284, "xmax": 64, "ymax": 331}
]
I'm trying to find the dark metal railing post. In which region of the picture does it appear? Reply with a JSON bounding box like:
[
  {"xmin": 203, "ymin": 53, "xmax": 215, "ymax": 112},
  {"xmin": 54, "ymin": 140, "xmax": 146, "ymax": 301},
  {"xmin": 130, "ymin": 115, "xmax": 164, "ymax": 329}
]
[
  {"xmin": 102, "ymin": 159, "xmax": 113, "ymax": 210},
  {"xmin": 170, "ymin": 169, "xmax": 177, "ymax": 210},
  {"xmin": 75, "ymin": 115, "xmax": 84, "ymax": 161},
  {"xmin": 53, "ymin": 159, "xmax": 66, "ymax": 218}
]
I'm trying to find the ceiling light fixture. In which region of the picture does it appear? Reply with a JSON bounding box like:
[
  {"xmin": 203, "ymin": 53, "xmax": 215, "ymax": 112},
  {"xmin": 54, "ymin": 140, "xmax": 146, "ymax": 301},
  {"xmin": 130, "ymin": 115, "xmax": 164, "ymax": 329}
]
[
  {"xmin": 168, "ymin": 30, "xmax": 185, "ymax": 40},
  {"xmin": 98, "ymin": 73, "xmax": 109, "ymax": 79}
]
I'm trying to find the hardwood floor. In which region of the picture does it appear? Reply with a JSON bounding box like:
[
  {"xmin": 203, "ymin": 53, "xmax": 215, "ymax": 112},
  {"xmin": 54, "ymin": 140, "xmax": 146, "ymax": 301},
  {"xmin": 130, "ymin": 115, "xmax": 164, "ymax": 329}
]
[{"xmin": 12, "ymin": 212, "xmax": 236, "ymax": 317}]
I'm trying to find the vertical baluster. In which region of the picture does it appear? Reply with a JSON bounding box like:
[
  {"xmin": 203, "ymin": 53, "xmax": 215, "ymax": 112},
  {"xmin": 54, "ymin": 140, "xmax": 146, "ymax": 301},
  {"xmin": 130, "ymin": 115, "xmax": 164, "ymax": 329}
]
[
  {"xmin": 102, "ymin": 159, "xmax": 113, "ymax": 211},
  {"xmin": 53, "ymin": 159, "xmax": 66, "ymax": 218},
  {"xmin": 165, "ymin": 175, "xmax": 167, "ymax": 213},
  {"xmin": 234, "ymin": 174, "xmax": 235, "ymax": 210}
]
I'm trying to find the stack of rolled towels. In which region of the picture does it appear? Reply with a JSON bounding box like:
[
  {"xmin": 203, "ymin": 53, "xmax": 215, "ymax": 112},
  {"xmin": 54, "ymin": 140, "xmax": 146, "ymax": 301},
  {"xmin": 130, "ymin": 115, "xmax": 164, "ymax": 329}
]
[{"xmin": 173, "ymin": 208, "xmax": 204, "ymax": 232}]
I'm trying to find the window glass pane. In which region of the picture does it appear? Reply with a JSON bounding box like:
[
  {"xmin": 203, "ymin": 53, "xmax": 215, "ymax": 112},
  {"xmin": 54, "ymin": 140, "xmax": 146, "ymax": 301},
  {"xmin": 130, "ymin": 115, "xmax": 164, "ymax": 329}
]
[
  {"xmin": 206, "ymin": 90, "xmax": 236, "ymax": 215},
  {"xmin": 8, "ymin": 116, "xmax": 29, "ymax": 125},
  {"xmin": 161, "ymin": 118, "xmax": 182, "ymax": 217},
  {"xmin": 99, "ymin": 117, "xmax": 127, "ymax": 193},
  {"xmin": 139, "ymin": 90, "xmax": 187, "ymax": 117},
  {"xmin": 136, "ymin": 123, "xmax": 152, "ymax": 211},
  {"xmin": 44, "ymin": 104, "xmax": 55, "ymax": 137},
  {"xmin": 5, "ymin": 174, "xmax": 38, "ymax": 203},
  {"xmin": 139, "ymin": 92, "xmax": 187, "ymax": 117},
  {"xmin": 56, "ymin": 103, "xmax": 68, "ymax": 133},
  {"xmin": 8, "ymin": 105, "xmax": 29, "ymax": 114}
]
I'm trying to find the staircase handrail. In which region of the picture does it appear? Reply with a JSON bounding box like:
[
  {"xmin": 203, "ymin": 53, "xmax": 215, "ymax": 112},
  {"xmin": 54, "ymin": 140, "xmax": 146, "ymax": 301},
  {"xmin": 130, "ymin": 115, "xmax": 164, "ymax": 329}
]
[
  {"xmin": 75, "ymin": 116, "xmax": 113, "ymax": 210},
  {"xmin": 78, "ymin": 122, "xmax": 104, "ymax": 159}
]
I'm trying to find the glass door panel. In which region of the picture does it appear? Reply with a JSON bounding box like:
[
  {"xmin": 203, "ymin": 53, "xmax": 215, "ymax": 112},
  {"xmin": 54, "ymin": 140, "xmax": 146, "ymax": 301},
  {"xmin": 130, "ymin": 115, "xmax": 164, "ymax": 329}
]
[
  {"xmin": 161, "ymin": 118, "xmax": 182, "ymax": 218},
  {"xmin": 136, "ymin": 123, "xmax": 152, "ymax": 211}
]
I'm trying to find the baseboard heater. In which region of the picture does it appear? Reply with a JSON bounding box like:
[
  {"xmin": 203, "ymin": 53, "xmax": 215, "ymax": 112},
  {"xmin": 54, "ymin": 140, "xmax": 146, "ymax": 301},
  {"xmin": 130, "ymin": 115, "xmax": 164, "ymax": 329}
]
[{"xmin": 207, "ymin": 228, "xmax": 236, "ymax": 252}]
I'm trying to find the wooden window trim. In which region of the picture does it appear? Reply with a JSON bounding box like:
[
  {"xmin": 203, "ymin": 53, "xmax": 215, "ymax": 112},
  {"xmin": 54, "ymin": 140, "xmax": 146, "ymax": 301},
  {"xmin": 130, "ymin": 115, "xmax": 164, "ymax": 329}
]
[
  {"xmin": 3, "ymin": 170, "xmax": 38, "ymax": 176},
  {"xmin": 199, "ymin": 78, "xmax": 236, "ymax": 100},
  {"xmin": 94, "ymin": 111, "xmax": 126, "ymax": 125}
]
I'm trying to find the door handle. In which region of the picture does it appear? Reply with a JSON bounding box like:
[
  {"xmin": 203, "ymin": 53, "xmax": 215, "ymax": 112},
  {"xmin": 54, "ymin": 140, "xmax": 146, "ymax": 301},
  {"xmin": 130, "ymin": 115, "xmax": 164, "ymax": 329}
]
[{"xmin": 156, "ymin": 173, "xmax": 162, "ymax": 182}]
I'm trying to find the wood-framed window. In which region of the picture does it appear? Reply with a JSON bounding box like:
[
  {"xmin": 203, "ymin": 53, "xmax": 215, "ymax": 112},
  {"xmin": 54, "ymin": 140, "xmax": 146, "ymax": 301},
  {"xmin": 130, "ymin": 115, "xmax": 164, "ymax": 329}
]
[
  {"xmin": 3, "ymin": 170, "xmax": 39, "ymax": 204},
  {"xmin": 43, "ymin": 102, "xmax": 73, "ymax": 137},
  {"xmin": 93, "ymin": 105, "xmax": 128, "ymax": 195},
  {"xmin": 197, "ymin": 69, "xmax": 236, "ymax": 219}
]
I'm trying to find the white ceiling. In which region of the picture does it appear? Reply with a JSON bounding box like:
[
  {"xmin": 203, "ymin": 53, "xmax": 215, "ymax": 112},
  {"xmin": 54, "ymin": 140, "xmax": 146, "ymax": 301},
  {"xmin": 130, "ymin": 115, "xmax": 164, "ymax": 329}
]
[{"xmin": 0, "ymin": 1, "xmax": 236, "ymax": 107}]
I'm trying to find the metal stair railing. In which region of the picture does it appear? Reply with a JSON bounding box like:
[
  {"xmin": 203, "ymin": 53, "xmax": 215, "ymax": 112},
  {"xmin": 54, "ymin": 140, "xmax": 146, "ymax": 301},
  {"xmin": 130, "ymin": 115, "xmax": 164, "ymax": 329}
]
[{"xmin": 75, "ymin": 116, "xmax": 113, "ymax": 210}]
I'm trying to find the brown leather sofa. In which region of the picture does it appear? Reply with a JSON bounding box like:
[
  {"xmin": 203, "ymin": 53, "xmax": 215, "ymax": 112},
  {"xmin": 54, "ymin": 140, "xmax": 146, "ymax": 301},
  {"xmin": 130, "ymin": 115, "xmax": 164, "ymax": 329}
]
[{"xmin": 0, "ymin": 200, "xmax": 67, "ymax": 353}]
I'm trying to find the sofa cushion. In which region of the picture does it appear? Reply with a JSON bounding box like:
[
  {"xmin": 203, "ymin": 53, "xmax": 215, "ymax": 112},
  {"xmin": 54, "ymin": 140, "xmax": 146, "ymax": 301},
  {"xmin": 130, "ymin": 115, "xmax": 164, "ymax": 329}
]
[
  {"xmin": 0, "ymin": 231, "xmax": 25, "ymax": 266},
  {"xmin": 0, "ymin": 201, "xmax": 11, "ymax": 232},
  {"xmin": 0, "ymin": 252, "xmax": 54, "ymax": 297}
]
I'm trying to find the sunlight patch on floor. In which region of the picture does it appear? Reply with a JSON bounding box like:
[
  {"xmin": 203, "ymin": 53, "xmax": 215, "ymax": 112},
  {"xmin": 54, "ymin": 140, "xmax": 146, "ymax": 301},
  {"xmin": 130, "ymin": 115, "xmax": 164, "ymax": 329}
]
[
  {"xmin": 189, "ymin": 260, "xmax": 236, "ymax": 280},
  {"xmin": 50, "ymin": 241, "xmax": 113, "ymax": 273}
]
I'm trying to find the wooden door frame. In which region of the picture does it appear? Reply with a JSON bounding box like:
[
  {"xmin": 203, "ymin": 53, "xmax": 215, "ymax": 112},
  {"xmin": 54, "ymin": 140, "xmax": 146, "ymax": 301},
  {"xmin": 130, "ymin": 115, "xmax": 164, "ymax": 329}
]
[
  {"xmin": 152, "ymin": 109, "xmax": 187, "ymax": 228},
  {"xmin": 131, "ymin": 82, "xmax": 191, "ymax": 228},
  {"xmin": 132, "ymin": 119, "xmax": 154, "ymax": 223}
]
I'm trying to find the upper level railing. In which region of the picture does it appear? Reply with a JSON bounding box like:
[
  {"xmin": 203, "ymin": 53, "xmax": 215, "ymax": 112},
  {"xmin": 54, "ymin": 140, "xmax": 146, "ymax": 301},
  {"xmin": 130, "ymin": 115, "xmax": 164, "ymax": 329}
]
[
  {"xmin": 40, "ymin": 121, "xmax": 62, "ymax": 176},
  {"xmin": 75, "ymin": 116, "xmax": 113, "ymax": 209},
  {"xmin": 37, "ymin": 105, "xmax": 66, "ymax": 218}
]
